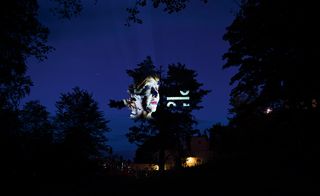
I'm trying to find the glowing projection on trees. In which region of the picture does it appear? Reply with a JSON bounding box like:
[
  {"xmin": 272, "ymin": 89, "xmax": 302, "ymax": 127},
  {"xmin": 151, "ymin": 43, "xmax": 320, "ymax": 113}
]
[
  {"xmin": 110, "ymin": 75, "xmax": 191, "ymax": 119},
  {"xmin": 123, "ymin": 75, "xmax": 160, "ymax": 119},
  {"xmin": 166, "ymin": 90, "xmax": 190, "ymax": 108}
]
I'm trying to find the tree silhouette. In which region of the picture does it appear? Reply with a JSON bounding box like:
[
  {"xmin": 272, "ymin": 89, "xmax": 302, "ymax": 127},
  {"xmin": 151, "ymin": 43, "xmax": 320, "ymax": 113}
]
[
  {"xmin": 0, "ymin": 0, "xmax": 52, "ymax": 111},
  {"xmin": 1, "ymin": 1, "xmax": 52, "ymax": 174},
  {"xmin": 110, "ymin": 57, "xmax": 209, "ymax": 170},
  {"xmin": 20, "ymin": 101, "xmax": 53, "ymax": 138},
  {"xmin": 0, "ymin": 1, "xmax": 50, "ymax": 178},
  {"xmin": 163, "ymin": 63, "xmax": 209, "ymax": 111},
  {"xmin": 0, "ymin": 1, "xmax": 102, "ymax": 183},
  {"xmin": 55, "ymin": 87, "xmax": 111, "ymax": 173},
  {"xmin": 155, "ymin": 63, "xmax": 209, "ymax": 169},
  {"xmin": 222, "ymin": 0, "xmax": 319, "ymax": 185},
  {"xmin": 134, "ymin": 136, "xmax": 160, "ymax": 163},
  {"xmin": 50, "ymin": 0, "xmax": 84, "ymax": 19},
  {"xmin": 126, "ymin": 0, "xmax": 208, "ymax": 26},
  {"xmin": 0, "ymin": 0, "xmax": 91, "ymax": 113},
  {"xmin": 223, "ymin": 0, "xmax": 315, "ymax": 124},
  {"xmin": 19, "ymin": 100, "xmax": 54, "ymax": 177}
]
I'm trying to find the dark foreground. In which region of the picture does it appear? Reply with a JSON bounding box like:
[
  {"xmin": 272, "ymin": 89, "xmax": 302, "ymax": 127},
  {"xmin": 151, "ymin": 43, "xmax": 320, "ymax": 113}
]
[{"xmin": 2, "ymin": 158, "xmax": 319, "ymax": 196}]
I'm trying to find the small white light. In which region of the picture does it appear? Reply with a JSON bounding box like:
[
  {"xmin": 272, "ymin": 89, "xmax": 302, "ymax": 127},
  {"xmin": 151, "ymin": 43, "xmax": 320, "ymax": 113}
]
[{"xmin": 265, "ymin": 108, "xmax": 272, "ymax": 114}]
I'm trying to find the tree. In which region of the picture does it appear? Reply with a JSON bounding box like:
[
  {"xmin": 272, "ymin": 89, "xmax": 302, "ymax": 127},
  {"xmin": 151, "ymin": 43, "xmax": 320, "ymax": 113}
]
[
  {"xmin": 0, "ymin": 0, "xmax": 90, "ymax": 114},
  {"xmin": 0, "ymin": 1, "xmax": 98, "ymax": 181},
  {"xmin": 222, "ymin": 0, "xmax": 319, "ymax": 183},
  {"xmin": 50, "ymin": 0, "xmax": 84, "ymax": 20},
  {"xmin": 0, "ymin": 1, "xmax": 51, "ymax": 178},
  {"xmin": 163, "ymin": 63, "xmax": 209, "ymax": 111},
  {"xmin": 111, "ymin": 56, "xmax": 162, "ymax": 166},
  {"xmin": 223, "ymin": 0, "xmax": 315, "ymax": 125},
  {"xmin": 207, "ymin": 123, "xmax": 237, "ymax": 160},
  {"xmin": 156, "ymin": 63, "xmax": 209, "ymax": 168},
  {"xmin": 0, "ymin": 1, "xmax": 52, "ymax": 111},
  {"xmin": 19, "ymin": 100, "xmax": 54, "ymax": 176},
  {"xmin": 126, "ymin": 0, "xmax": 208, "ymax": 26},
  {"xmin": 55, "ymin": 87, "xmax": 111, "ymax": 172},
  {"xmin": 134, "ymin": 136, "xmax": 160, "ymax": 163},
  {"xmin": 20, "ymin": 101, "xmax": 53, "ymax": 138},
  {"xmin": 111, "ymin": 57, "xmax": 209, "ymax": 170}
]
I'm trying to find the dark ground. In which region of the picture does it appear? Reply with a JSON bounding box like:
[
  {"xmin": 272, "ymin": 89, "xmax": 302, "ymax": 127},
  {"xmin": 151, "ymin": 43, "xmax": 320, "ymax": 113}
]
[{"xmin": 3, "ymin": 157, "xmax": 319, "ymax": 196}]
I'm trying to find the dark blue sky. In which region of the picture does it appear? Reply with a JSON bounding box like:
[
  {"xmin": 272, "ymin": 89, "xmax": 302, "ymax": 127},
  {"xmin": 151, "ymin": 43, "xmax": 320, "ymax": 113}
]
[{"xmin": 24, "ymin": 0, "xmax": 238, "ymax": 160}]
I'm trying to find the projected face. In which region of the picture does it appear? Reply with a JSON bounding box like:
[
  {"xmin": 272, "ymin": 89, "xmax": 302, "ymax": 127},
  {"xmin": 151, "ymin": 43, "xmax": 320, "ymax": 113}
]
[
  {"xmin": 124, "ymin": 95, "xmax": 142, "ymax": 118},
  {"xmin": 141, "ymin": 77, "xmax": 160, "ymax": 113},
  {"xmin": 125, "ymin": 76, "xmax": 160, "ymax": 119}
]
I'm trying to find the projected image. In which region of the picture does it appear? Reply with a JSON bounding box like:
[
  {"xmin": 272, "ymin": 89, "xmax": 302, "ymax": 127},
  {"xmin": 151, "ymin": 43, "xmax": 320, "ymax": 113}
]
[
  {"xmin": 124, "ymin": 75, "xmax": 160, "ymax": 119},
  {"xmin": 166, "ymin": 90, "xmax": 190, "ymax": 108},
  {"xmin": 108, "ymin": 67, "xmax": 192, "ymax": 119}
]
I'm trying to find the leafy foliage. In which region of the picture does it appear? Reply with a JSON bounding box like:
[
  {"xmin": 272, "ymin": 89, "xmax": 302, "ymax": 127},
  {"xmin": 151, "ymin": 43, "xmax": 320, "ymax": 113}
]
[
  {"xmin": 125, "ymin": 0, "xmax": 208, "ymax": 26},
  {"xmin": 20, "ymin": 100, "xmax": 53, "ymax": 140},
  {"xmin": 50, "ymin": 0, "xmax": 84, "ymax": 19},
  {"xmin": 19, "ymin": 101, "xmax": 54, "ymax": 175},
  {"xmin": 0, "ymin": 0, "xmax": 52, "ymax": 110},
  {"xmin": 223, "ymin": 0, "xmax": 315, "ymax": 125},
  {"xmin": 221, "ymin": 0, "xmax": 320, "ymax": 183},
  {"xmin": 112, "ymin": 56, "xmax": 209, "ymax": 169},
  {"xmin": 55, "ymin": 87, "xmax": 111, "ymax": 161},
  {"xmin": 126, "ymin": 56, "xmax": 160, "ymax": 87}
]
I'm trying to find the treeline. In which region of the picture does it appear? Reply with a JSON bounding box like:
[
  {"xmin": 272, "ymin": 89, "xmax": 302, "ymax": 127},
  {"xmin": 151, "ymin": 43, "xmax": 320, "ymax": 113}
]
[
  {"xmin": 205, "ymin": 0, "xmax": 319, "ymax": 193},
  {"xmin": 0, "ymin": 87, "xmax": 111, "ymax": 182},
  {"xmin": 1, "ymin": 0, "xmax": 318, "ymax": 194}
]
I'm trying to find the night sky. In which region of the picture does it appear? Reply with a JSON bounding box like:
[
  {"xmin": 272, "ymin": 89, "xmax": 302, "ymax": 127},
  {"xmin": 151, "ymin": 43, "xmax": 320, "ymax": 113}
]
[{"xmin": 23, "ymin": 0, "xmax": 239, "ymax": 160}]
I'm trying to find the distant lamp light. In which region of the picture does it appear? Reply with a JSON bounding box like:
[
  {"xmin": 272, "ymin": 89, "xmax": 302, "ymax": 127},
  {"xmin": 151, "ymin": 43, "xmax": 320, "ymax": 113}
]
[
  {"xmin": 265, "ymin": 107, "xmax": 272, "ymax": 114},
  {"xmin": 312, "ymin": 99, "xmax": 317, "ymax": 108},
  {"xmin": 185, "ymin": 157, "xmax": 197, "ymax": 167},
  {"xmin": 152, "ymin": 164, "xmax": 159, "ymax": 170}
]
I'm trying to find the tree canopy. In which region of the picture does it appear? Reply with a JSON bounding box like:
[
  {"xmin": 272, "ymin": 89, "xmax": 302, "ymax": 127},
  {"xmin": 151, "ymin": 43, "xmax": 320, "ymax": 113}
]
[
  {"xmin": 221, "ymin": 0, "xmax": 319, "ymax": 184},
  {"xmin": 0, "ymin": 0, "xmax": 52, "ymax": 111},
  {"xmin": 125, "ymin": 0, "xmax": 208, "ymax": 26},
  {"xmin": 223, "ymin": 0, "xmax": 316, "ymax": 126},
  {"xmin": 110, "ymin": 56, "xmax": 209, "ymax": 170},
  {"xmin": 55, "ymin": 87, "xmax": 111, "ymax": 161}
]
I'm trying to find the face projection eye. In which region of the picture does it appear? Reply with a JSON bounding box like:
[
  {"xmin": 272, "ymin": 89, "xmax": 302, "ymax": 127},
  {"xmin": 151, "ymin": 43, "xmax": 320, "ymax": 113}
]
[
  {"xmin": 151, "ymin": 87, "xmax": 158, "ymax": 97},
  {"xmin": 140, "ymin": 85, "xmax": 151, "ymax": 95}
]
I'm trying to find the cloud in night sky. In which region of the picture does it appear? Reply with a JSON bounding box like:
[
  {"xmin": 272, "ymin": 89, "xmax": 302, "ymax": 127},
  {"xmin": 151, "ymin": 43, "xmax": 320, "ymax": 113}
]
[{"xmin": 23, "ymin": 0, "xmax": 239, "ymax": 160}]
